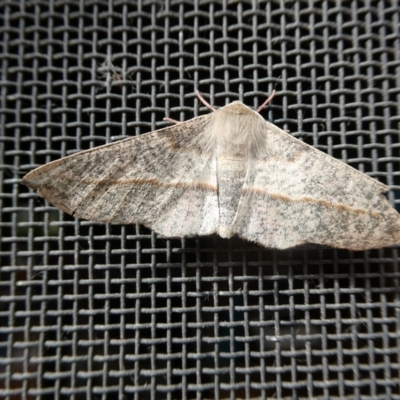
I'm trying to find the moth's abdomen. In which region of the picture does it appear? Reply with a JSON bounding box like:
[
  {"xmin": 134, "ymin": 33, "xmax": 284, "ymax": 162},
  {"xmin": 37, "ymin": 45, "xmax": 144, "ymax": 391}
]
[{"xmin": 216, "ymin": 157, "xmax": 247, "ymax": 238}]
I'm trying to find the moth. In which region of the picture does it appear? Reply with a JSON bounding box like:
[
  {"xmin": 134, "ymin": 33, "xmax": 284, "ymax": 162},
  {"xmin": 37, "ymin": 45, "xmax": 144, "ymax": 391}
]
[{"xmin": 22, "ymin": 92, "xmax": 400, "ymax": 250}]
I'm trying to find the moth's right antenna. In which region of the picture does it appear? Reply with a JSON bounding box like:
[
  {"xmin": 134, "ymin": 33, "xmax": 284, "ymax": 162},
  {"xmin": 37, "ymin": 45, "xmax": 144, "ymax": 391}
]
[
  {"xmin": 195, "ymin": 90, "xmax": 216, "ymax": 112},
  {"xmin": 257, "ymin": 90, "xmax": 276, "ymax": 113}
]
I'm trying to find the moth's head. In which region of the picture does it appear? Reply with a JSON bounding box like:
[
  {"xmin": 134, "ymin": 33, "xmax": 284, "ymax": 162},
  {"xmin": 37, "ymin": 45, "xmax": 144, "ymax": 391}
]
[{"xmin": 219, "ymin": 101, "xmax": 256, "ymax": 115}]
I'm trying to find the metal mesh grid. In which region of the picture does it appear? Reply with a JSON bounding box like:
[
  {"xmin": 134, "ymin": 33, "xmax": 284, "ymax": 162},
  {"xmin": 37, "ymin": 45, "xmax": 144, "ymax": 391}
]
[{"xmin": 1, "ymin": 0, "xmax": 400, "ymax": 399}]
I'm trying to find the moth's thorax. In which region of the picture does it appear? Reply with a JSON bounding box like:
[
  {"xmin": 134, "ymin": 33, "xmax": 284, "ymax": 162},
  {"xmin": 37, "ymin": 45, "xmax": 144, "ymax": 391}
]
[
  {"xmin": 198, "ymin": 102, "xmax": 267, "ymax": 158},
  {"xmin": 221, "ymin": 101, "xmax": 255, "ymax": 115}
]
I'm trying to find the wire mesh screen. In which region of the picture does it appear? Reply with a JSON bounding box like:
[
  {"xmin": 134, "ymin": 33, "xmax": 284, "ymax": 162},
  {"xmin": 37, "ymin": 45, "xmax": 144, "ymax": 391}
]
[{"xmin": 1, "ymin": 1, "xmax": 400, "ymax": 399}]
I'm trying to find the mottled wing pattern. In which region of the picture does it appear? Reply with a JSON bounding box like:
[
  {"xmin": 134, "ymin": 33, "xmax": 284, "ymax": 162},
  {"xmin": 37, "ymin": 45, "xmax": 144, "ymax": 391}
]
[
  {"xmin": 233, "ymin": 121, "xmax": 400, "ymax": 250},
  {"xmin": 22, "ymin": 115, "xmax": 219, "ymax": 238}
]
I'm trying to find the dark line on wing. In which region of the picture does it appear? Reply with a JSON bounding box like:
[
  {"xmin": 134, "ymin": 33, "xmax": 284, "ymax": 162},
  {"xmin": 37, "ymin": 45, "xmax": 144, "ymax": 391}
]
[
  {"xmin": 80, "ymin": 178, "xmax": 218, "ymax": 192},
  {"xmin": 244, "ymin": 187, "xmax": 379, "ymax": 217}
]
